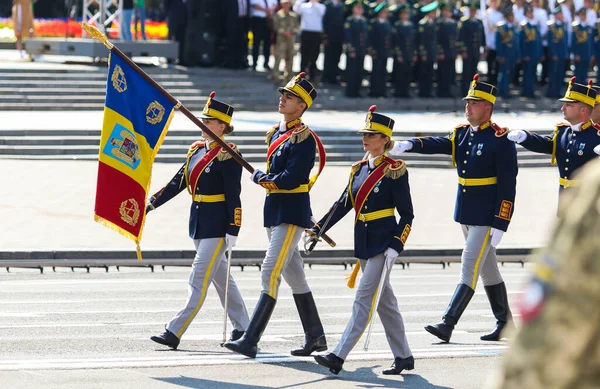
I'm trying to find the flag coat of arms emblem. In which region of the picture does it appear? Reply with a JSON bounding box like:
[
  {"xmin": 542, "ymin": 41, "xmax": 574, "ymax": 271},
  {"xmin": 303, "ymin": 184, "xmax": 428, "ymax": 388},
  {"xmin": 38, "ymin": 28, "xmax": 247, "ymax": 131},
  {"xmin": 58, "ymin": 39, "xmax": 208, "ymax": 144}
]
[{"xmin": 94, "ymin": 54, "xmax": 175, "ymax": 258}]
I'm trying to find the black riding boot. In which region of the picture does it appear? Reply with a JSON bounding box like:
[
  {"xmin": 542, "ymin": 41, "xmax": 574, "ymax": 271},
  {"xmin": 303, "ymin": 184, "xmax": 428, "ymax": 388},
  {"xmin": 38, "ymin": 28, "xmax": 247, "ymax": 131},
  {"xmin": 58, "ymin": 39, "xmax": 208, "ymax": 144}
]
[
  {"xmin": 223, "ymin": 292, "xmax": 276, "ymax": 358},
  {"xmin": 481, "ymin": 282, "xmax": 512, "ymax": 341},
  {"xmin": 290, "ymin": 292, "xmax": 328, "ymax": 356},
  {"xmin": 425, "ymin": 283, "xmax": 474, "ymax": 342}
]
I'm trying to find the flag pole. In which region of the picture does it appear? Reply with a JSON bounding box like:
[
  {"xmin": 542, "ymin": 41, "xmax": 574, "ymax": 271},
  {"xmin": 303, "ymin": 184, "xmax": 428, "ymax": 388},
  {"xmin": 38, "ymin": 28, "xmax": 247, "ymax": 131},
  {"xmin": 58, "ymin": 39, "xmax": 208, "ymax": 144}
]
[
  {"xmin": 81, "ymin": 22, "xmax": 254, "ymax": 173},
  {"xmin": 81, "ymin": 22, "xmax": 337, "ymax": 249}
]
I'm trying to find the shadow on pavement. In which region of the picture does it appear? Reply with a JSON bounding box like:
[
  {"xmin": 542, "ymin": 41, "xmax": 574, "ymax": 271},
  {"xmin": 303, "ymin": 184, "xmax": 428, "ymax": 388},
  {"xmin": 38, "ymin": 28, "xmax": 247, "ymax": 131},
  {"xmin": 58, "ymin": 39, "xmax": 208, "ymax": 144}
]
[{"xmin": 153, "ymin": 359, "xmax": 454, "ymax": 389}]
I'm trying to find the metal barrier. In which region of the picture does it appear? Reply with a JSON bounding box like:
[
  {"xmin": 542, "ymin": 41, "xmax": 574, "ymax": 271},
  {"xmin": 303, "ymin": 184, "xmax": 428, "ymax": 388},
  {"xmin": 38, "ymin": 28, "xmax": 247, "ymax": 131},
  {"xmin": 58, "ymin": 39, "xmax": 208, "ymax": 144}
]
[{"xmin": 0, "ymin": 248, "xmax": 535, "ymax": 274}]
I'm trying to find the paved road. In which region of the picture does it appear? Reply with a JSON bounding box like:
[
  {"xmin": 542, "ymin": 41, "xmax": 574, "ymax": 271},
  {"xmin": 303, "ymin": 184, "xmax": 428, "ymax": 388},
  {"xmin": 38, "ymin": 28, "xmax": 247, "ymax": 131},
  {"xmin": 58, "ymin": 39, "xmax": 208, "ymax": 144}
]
[{"xmin": 0, "ymin": 263, "xmax": 530, "ymax": 388}]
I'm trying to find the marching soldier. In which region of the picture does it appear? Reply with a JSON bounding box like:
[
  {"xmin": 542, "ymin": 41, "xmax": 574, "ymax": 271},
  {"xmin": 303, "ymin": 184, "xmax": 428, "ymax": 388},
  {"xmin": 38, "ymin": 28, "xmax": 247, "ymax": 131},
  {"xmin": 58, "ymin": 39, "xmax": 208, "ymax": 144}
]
[
  {"xmin": 392, "ymin": 3, "xmax": 417, "ymax": 98},
  {"xmin": 271, "ymin": 0, "xmax": 299, "ymax": 82},
  {"xmin": 546, "ymin": 7, "xmax": 569, "ymax": 98},
  {"xmin": 307, "ymin": 106, "xmax": 415, "ymax": 376},
  {"xmin": 437, "ymin": 2, "xmax": 459, "ymax": 97},
  {"xmin": 223, "ymin": 72, "xmax": 328, "ymax": 358},
  {"xmin": 417, "ymin": 1, "xmax": 439, "ymax": 98},
  {"xmin": 496, "ymin": 8, "xmax": 520, "ymax": 98},
  {"xmin": 458, "ymin": 2, "xmax": 486, "ymax": 97},
  {"xmin": 570, "ymin": 8, "xmax": 594, "ymax": 83},
  {"xmin": 322, "ymin": 0, "xmax": 346, "ymax": 85},
  {"xmin": 488, "ymin": 159, "xmax": 600, "ymax": 389},
  {"xmin": 519, "ymin": 4, "xmax": 542, "ymax": 97},
  {"xmin": 368, "ymin": 2, "xmax": 393, "ymax": 97},
  {"xmin": 344, "ymin": 0, "xmax": 369, "ymax": 97},
  {"xmin": 392, "ymin": 74, "xmax": 518, "ymax": 343},
  {"xmin": 508, "ymin": 77, "xmax": 600, "ymax": 192},
  {"xmin": 148, "ymin": 92, "xmax": 249, "ymax": 349}
]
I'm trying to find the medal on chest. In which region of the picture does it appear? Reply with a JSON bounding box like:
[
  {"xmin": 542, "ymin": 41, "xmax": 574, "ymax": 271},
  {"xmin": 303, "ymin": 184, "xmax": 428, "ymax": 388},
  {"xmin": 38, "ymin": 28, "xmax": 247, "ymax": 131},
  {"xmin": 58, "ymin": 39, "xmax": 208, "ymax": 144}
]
[
  {"xmin": 578, "ymin": 143, "xmax": 585, "ymax": 156},
  {"xmin": 205, "ymin": 161, "xmax": 213, "ymax": 173},
  {"xmin": 476, "ymin": 143, "xmax": 484, "ymax": 156}
]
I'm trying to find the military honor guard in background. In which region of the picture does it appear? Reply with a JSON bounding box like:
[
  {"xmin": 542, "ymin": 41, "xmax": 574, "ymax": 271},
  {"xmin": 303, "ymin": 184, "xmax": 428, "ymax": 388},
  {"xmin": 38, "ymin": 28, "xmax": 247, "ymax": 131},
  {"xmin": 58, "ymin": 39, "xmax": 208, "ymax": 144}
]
[
  {"xmin": 368, "ymin": 2, "xmax": 393, "ymax": 97},
  {"xmin": 417, "ymin": 1, "xmax": 439, "ymax": 98},
  {"xmin": 437, "ymin": 2, "xmax": 459, "ymax": 97},
  {"xmin": 393, "ymin": 75, "xmax": 518, "ymax": 343},
  {"xmin": 519, "ymin": 4, "xmax": 542, "ymax": 97},
  {"xmin": 570, "ymin": 7, "xmax": 594, "ymax": 83},
  {"xmin": 496, "ymin": 8, "xmax": 520, "ymax": 98},
  {"xmin": 392, "ymin": 3, "xmax": 417, "ymax": 98},
  {"xmin": 224, "ymin": 73, "xmax": 329, "ymax": 358},
  {"xmin": 148, "ymin": 92, "xmax": 250, "ymax": 350},
  {"xmin": 322, "ymin": 0, "xmax": 346, "ymax": 85},
  {"xmin": 344, "ymin": 0, "xmax": 368, "ymax": 97},
  {"xmin": 458, "ymin": 2, "xmax": 486, "ymax": 97},
  {"xmin": 508, "ymin": 77, "xmax": 600, "ymax": 193},
  {"xmin": 307, "ymin": 106, "xmax": 415, "ymax": 376},
  {"xmin": 484, "ymin": 0, "xmax": 504, "ymax": 85},
  {"xmin": 546, "ymin": 7, "xmax": 569, "ymax": 98}
]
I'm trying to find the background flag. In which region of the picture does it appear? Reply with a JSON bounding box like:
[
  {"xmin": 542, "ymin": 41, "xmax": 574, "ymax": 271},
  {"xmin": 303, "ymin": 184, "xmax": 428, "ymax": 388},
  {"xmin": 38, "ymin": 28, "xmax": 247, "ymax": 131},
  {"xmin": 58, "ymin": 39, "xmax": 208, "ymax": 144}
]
[{"xmin": 94, "ymin": 53, "xmax": 175, "ymax": 260}]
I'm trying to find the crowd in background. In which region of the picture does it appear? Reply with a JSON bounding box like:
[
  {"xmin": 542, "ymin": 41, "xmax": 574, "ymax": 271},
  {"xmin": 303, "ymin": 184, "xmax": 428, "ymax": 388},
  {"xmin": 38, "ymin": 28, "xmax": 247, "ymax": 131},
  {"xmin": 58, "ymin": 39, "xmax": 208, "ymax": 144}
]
[{"xmin": 180, "ymin": 0, "xmax": 600, "ymax": 99}]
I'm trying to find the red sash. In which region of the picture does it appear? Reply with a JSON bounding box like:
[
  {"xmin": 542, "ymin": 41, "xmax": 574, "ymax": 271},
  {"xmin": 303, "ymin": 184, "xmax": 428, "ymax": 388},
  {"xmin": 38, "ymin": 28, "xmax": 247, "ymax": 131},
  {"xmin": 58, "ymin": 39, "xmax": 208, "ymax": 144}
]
[
  {"xmin": 188, "ymin": 146, "xmax": 221, "ymax": 193},
  {"xmin": 352, "ymin": 159, "xmax": 389, "ymax": 223},
  {"xmin": 266, "ymin": 128, "xmax": 327, "ymax": 191}
]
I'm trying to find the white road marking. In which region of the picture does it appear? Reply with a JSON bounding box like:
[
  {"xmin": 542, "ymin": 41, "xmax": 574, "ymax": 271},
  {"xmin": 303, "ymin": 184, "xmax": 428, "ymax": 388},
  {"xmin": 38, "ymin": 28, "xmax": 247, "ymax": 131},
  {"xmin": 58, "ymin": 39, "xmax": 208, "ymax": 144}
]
[{"xmin": 0, "ymin": 346, "xmax": 507, "ymax": 371}]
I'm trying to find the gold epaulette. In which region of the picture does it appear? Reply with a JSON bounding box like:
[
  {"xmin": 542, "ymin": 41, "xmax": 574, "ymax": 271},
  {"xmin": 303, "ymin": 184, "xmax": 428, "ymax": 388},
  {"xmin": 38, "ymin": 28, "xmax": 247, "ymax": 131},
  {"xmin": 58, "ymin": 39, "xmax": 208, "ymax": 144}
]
[
  {"xmin": 217, "ymin": 142, "xmax": 239, "ymax": 161},
  {"xmin": 492, "ymin": 123, "xmax": 509, "ymax": 137},
  {"xmin": 351, "ymin": 159, "xmax": 366, "ymax": 174},
  {"xmin": 555, "ymin": 121, "xmax": 570, "ymax": 128},
  {"xmin": 383, "ymin": 157, "xmax": 407, "ymax": 179},
  {"xmin": 265, "ymin": 125, "xmax": 278, "ymax": 145},
  {"xmin": 188, "ymin": 141, "xmax": 205, "ymax": 153},
  {"xmin": 455, "ymin": 123, "xmax": 469, "ymax": 130},
  {"xmin": 290, "ymin": 124, "xmax": 312, "ymax": 144}
]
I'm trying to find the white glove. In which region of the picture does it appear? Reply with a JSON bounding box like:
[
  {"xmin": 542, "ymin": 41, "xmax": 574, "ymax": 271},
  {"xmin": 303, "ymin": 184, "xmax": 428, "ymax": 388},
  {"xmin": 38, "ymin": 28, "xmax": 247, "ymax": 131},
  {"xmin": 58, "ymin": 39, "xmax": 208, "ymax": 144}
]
[
  {"xmin": 507, "ymin": 130, "xmax": 527, "ymax": 144},
  {"xmin": 303, "ymin": 229, "xmax": 318, "ymax": 246},
  {"xmin": 594, "ymin": 144, "xmax": 600, "ymax": 155},
  {"xmin": 250, "ymin": 169, "xmax": 264, "ymax": 183},
  {"xmin": 490, "ymin": 228, "xmax": 504, "ymax": 248},
  {"xmin": 225, "ymin": 234, "xmax": 237, "ymax": 254},
  {"xmin": 384, "ymin": 247, "xmax": 399, "ymax": 269},
  {"xmin": 391, "ymin": 141, "xmax": 413, "ymax": 154}
]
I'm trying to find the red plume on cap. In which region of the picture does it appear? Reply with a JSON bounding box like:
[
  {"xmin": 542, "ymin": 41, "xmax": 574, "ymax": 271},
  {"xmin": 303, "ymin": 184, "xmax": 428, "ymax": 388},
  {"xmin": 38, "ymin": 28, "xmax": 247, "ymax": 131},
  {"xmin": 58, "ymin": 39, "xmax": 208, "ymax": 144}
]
[
  {"xmin": 472, "ymin": 74, "xmax": 480, "ymax": 81},
  {"xmin": 570, "ymin": 76, "xmax": 576, "ymax": 83},
  {"xmin": 209, "ymin": 91, "xmax": 216, "ymax": 98},
  {"xmin": 588, "ymin": 80, "xmax": 594, "ymax": 87},
  {"xmin": 368, "ymin": 105, "xmax": 377, "ymax": 112},
  {"xmin": 298, "ymin": 72, "xmax": 306, "ymax": 78}
]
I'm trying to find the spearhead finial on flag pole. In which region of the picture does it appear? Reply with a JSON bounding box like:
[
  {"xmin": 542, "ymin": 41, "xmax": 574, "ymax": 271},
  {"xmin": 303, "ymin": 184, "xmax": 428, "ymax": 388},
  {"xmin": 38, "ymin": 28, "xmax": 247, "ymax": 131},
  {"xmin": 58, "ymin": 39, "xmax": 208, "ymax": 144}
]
[{"xmin": 81, "ymin": 22, "xmax": 114, "ymax": 50}]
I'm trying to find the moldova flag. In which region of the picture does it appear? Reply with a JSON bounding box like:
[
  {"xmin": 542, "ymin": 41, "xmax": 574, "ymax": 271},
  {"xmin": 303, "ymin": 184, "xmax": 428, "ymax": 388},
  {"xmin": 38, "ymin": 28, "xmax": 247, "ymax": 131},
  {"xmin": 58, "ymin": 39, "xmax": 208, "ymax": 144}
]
[{"xmin": 94, "ymin": 53, "xmax": 175, "ymax": 259}]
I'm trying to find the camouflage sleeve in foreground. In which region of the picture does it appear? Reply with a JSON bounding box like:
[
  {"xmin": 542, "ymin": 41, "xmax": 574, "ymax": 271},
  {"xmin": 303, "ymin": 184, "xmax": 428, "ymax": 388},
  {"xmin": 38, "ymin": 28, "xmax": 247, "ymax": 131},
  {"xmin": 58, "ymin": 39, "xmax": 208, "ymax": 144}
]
[{"xmin": 488, "ymin": 159, "xmax": 600, "ymax": 389}]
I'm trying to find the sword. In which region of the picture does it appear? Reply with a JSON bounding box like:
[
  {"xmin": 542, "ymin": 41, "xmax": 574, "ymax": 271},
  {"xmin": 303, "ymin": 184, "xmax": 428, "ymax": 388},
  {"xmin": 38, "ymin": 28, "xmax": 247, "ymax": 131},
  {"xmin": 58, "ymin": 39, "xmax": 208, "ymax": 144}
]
[
  {"xmin": 304, "ymin": 199, "xmax": 340, "ymax": 255},
  {"xmin": 221, "ymin": 244, "xmax": 234, "ymax": 345},
  {"xmin": 363, "ymin": 261, "xmax": 390, "ymax": 351}
]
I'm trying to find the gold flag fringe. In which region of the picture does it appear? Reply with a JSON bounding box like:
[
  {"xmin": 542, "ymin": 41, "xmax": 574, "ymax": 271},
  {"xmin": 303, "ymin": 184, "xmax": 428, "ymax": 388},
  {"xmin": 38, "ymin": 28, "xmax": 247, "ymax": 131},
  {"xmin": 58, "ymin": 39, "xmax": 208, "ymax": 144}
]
[{"xmin": 345, "ymin": 260, "xmax": 361, "ymax": 288}]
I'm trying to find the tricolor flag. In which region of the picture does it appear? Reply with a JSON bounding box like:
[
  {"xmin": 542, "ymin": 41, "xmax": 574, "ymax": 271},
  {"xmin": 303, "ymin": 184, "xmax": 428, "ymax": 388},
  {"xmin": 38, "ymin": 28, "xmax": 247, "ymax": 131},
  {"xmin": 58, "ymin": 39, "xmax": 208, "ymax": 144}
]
[{"xmin": 94, "ymin": 53, "xmax": 175, "ymax": 259}]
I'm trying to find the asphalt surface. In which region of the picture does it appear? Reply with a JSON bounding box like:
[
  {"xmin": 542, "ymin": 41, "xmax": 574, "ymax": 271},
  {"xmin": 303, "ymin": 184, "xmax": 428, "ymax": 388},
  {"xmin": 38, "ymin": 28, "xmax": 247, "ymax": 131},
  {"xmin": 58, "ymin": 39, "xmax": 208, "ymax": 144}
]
[{"xmin": 0, "ymin": 263, "xmax": 530, "ymax": 389}]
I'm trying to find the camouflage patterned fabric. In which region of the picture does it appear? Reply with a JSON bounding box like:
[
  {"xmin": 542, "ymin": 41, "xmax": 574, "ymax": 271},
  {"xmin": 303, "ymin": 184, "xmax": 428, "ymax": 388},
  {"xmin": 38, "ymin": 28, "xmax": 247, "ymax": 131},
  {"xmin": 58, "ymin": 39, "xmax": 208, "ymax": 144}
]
[{"xmin": 489, "ymin": 159, "xmax": 600, "ymax": 389}]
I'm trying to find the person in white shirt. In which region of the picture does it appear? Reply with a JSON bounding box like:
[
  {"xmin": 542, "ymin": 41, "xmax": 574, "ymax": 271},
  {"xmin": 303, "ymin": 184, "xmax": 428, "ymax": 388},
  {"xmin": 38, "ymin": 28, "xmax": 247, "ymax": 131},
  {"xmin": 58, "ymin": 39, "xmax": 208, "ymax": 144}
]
[
  {"xmin": 485, "ymin": 0, "xmax": 505, "ymax": 84},
  {"xmin": 513, "ymin": 0, "xmax": 527, "ymax": 23},
  {"xmin": 532, "ymin": 0, "xmax": 549, "ymax": 84},
  {"xmin": 250, "ymin": 0, "xmax": 278, "ymax": 70},
  {"xmin": 582, "ymin": 0, "xmax": 597, "ymax": 25},
  {"xmin": 293, "ymin": 0, "xmax": 327, "ymax": 80}
]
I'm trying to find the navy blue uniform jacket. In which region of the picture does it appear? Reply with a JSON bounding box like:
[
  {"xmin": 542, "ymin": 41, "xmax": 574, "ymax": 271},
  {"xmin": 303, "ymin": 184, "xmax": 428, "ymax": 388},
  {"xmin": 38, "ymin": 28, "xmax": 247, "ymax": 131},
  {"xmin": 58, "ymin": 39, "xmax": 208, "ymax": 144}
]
[
  {"xmin": 313, "ymin": 157, "xmax": 414, "ymax": 260},
  {"xmin": 254, "ymin": 122, "xmax": 317, "ymax": 229},
  {"xmin": 407, "ymin": 121, "xmax": 518, "ymax": 231},
  {"xmin": 520, "ymin": 120, "xmax": 600, "ymax": 188},
  {"xmin": 149, "ymin": 142, "xmax": 242, "ymax": 238}
]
